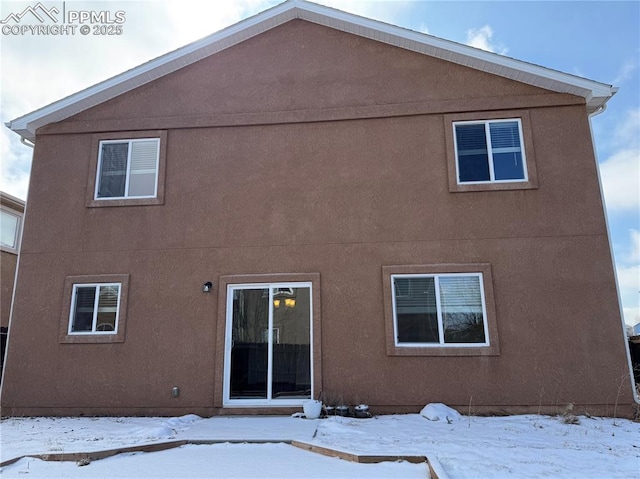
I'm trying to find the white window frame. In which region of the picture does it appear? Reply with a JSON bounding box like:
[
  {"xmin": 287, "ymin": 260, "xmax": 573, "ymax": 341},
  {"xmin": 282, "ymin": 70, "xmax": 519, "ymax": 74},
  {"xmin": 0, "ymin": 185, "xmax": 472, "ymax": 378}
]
[
  {"xmin": 0, "ymin": 207, "xmax": 22, "ymax": 253},
  {"xmin": 68, "ymin": 283, "xmax": 121, "ymax": 335},
  {"xmin": 453, "ymin": 118, "xmax": 528, "ymax": 185},
  {"xmin": 94, "ymin": 138, "xmax": 160, "ymax": 200},
  {"xmin": 391, "ymin": 273, "xmax": 490, "ymax": 348},
  {"xmin": 223, "ymin": 281, "xmax": 314, "ymax": 408}
]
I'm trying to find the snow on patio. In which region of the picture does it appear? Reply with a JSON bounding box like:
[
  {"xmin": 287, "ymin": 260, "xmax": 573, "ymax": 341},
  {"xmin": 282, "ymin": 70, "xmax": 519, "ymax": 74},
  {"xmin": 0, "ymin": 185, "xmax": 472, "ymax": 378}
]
[{"xmin": 1, "ymin": 410, "xmax": 639, "ymax": 478}]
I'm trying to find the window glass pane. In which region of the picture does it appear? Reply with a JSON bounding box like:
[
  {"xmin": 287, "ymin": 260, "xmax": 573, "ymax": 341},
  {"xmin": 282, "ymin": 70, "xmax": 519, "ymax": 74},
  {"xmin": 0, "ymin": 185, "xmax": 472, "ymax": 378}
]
[
  {"xmin": 490, "ymin": 122, "xmax": 525, "ymax": 180},
  {"xmin": 439, "ymin": 276, "xmax": 486, "ymax": 343},
  {"xmin": 97, "ymin": 143, "xmax": 128, "ymax": 198},
  {"xmin": 230, "ymin": 288, "xmax": 269, "ymax": 399},
  {"xmin": 127, "ymin": 140, "xmax": 158, "ymax": 197},
  {"xmin": 489, "ymin": 121, "xmax": 521, "ymax": 149},
  {"xmin": 71, "ymin": 286, "xmax": 96, "ymax": 332},
  {"xmin": 272, "ymin": 287, "xmax": 311, "ymax": 399},
  {"xmin": 96, "ymin": 285, "xmax": 119, "ymax": 332},
  {"xmin": 493, "ymin": 152, "xmax": 525, "ymax": 180},
  {"xmin": 0, "ymin": 210, "xmax": 19, "ymax": 248},
  {"xmin": 127, "ymin": 173, "xmax": 156, "ymax": 197},
  {"xmin": 395, "ymin": 277, "xmax": 439, "ymax": 343},
  {"xmin": 456, "ymin": 124, "xmax": 490, "ymax": 182}
]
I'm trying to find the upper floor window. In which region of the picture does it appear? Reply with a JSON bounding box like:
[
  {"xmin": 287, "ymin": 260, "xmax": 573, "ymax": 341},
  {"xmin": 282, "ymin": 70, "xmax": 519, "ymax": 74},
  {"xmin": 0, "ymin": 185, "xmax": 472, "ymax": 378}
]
[
  {"xmin": 454, "ymin": 119, "xmax": 527, "ymax": 184},
  {"xmin": 95, "ymin": 138, "xmax": 160, "ymax": 200}
]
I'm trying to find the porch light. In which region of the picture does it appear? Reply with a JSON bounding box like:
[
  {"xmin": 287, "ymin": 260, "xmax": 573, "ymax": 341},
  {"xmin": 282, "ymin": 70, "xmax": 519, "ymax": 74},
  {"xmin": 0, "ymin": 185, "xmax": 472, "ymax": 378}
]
[
  {"xmin": 273, "ymin": 299, "xmax": 281, "ymax": 308},
  {"xmin": 202, "ymin": 281, "xmax": 213, "ymax": 293}
]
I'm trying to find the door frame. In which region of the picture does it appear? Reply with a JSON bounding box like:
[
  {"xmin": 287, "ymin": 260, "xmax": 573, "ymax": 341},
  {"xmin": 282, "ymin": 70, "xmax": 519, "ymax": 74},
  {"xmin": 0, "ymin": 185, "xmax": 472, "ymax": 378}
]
[
  {"xmin": 214, "ymin": 273, "xmax": 322, "ymax": 409},
  {"xmin": 223, "ymin": 281, "xmax": 313, "ymax": 407}
]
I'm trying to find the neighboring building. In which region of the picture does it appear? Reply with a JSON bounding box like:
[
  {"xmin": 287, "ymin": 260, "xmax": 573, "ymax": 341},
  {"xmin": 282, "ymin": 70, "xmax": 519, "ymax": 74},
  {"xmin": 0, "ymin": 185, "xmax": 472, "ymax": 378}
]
[
  {"xmin": 1, "ymin": 191, "xmax": 24, "ymax": 327},
  {"xmin": 1, "ymin": 1, "xmax": 636, "ymax": 417},
  {"xmin": 1, "ymin": 191, "xmax": 25, "ymax": 381}
]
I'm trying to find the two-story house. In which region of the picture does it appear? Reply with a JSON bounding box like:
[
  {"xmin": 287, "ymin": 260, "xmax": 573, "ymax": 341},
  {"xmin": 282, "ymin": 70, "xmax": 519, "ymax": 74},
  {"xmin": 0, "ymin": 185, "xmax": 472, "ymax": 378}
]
[{"xmin": 1, "ymin": 0, "xmax": 636, "ymax": 417}]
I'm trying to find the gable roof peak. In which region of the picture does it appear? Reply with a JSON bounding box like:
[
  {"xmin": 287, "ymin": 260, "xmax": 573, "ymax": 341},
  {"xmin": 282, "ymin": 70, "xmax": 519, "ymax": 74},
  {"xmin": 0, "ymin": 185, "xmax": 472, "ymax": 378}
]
[{"xmin": 7, "ymin": 0, "xmax": 615, "ymax": 142}]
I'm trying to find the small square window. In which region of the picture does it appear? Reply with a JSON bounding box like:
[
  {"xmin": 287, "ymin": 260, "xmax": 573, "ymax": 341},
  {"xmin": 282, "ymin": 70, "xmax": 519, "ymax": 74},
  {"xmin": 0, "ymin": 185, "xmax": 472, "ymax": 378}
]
[
  {"xmin": 95, "ymin": 139, "xmax": 160, "ymax": 199},
  {"xmin": 445, "ymin": 112, "xmax": 538, "ymax": 193},
  {"xmin": 454, "ymin": 119, "xmax": 527, "ymax": 184},
  {"xmin": 86, "ymin": 131, "xmax": 166, "ymax": 207},
  {"xmin": 59, "ymin": 274, "xmax": 129, "ymax": 344},
  {"xmin": 69, "ymin": 283, "xmax": 121, "ymax": 334}
]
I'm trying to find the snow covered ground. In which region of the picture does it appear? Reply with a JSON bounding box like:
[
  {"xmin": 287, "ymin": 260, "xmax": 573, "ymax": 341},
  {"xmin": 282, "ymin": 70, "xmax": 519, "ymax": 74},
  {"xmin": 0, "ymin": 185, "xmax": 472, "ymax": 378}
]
[{"xmin": 1, "ymin": 408, "xmax": 639, "ymax": 478}]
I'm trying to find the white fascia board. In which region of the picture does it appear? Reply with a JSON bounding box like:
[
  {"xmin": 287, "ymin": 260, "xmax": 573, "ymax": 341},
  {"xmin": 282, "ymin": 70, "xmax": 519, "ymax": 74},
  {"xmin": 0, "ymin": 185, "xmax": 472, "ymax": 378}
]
[{"xmin": 7, "ymin": 0, "xmax": 615, "ymax": 142}]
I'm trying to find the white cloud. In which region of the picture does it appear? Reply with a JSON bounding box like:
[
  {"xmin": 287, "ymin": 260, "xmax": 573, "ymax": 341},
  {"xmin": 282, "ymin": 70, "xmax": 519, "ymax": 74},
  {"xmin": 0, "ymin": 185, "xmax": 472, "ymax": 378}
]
[
  {"xmin": 465, "ymin": 25, "xmax": 507, "ymax": 55},
  {"xmin": 599, "ymin": 109, "xmax": 640, "ymax": 212},
  {"xmin": 611, "ymin": 58, "xmax": 637, "ymax": 85},
  {"xmin": 615, "ymin": 229, "xmax": 640, "ymax": 327},
  {"xmin": 624, "ymin": 308, "xmax": 640, "ymax": 329},
  {"xmin": 315, "ymin": 0, "xmax": 413, "ymax": 23},
  {"xmin": 0, "ymin": 128, "xmax": 31, "ymax": 200},
  {"xmin": 600, "ymin": 149, "xmax": 640, "ymax": 211},
  {"xmin": 616, "ymin": 263, "xmax": 640, "ymax": 325},
  {"xmin": 613, "ymin": 109, "xmax": 640, "ymax": 149},
  {"xmin": 155, "ymin": 1, "xmax": 276, "ymax": 50},
  {"xmin": 617, "ymin": 263, "xmax": 640, "ymax": 292}
]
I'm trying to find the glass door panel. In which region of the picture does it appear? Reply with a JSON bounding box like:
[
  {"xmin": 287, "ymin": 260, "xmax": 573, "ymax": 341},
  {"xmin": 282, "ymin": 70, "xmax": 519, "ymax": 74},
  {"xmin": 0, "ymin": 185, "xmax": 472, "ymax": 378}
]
[
  {"xmin": 271, "ymin": 287, "xmax": 311, "ymax": 399},
  {"xmin": 229, "ymin": 288, "xmax": 269, "ymax": 399},
  {"xmin": 225, "ymin": 283, "xmax": 313, "ymax": 406}
]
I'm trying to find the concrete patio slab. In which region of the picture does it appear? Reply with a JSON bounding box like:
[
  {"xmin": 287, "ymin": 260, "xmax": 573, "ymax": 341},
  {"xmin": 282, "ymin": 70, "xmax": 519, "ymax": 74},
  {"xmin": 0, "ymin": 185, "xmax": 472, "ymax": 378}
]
[{"xmin": 174, "ymin": 416, "xmax": 320, "ymax": 442}]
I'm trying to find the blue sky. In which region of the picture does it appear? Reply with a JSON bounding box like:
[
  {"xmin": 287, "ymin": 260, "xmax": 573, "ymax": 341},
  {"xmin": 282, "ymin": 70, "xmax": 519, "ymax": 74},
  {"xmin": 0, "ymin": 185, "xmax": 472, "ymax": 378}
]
[{"xmin": 1, "ymin": 0, "xmax": 639, "ymax": 326}]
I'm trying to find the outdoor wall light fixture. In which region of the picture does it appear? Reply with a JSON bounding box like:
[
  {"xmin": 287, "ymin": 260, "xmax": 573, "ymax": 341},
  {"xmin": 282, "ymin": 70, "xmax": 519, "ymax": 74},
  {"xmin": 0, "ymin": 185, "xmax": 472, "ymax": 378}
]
[
  {"xmin": 202, "ymin": 281, "xmax": 213, "ymax": 293},
  {"xmin": 171, "ymin": 386, "xmax": 180, "ymax": 398}
]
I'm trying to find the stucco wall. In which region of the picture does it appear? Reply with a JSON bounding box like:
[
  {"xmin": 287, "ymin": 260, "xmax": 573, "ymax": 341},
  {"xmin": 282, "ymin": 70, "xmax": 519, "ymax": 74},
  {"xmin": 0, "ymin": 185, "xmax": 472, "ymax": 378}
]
[{"xmin": 1, "ymin": 20, "xmax": 632, "ymax": 416}]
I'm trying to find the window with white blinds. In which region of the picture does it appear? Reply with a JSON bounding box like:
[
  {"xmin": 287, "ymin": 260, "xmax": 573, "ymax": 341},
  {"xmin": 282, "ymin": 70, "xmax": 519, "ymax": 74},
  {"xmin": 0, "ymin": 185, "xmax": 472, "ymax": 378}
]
[
  {"xmin": 454, "ymin": 119, "xmax": 526, "ymax": 184},
  {"xmin": 68, "ymin": 283, "xmax": 121, "ymax": 334},
  {"xmin": 392, "ymin": 273, "xmax": 489, "ymax": 346},
  {"xmin": 95, "ymin": 138, "xmax": 160, "ymax": 199}
]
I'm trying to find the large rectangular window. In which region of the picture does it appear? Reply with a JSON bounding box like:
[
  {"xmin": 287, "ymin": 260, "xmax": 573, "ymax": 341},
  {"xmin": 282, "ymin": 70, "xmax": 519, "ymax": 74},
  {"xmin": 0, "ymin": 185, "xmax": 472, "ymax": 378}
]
[
  {"xmin": 68, "ymin": 283, "xmax": 121, "ymax": 335},
  {"xmin": 392, "ymin": 273, "xmax": 489, "ymax": 347},
  {"xmin": 454, "ymin": 119, "xmax": 527, "ymax": 184},
  {"xmin": 95, "ymin": 139, "xmax": 160, "ymax": 199}
]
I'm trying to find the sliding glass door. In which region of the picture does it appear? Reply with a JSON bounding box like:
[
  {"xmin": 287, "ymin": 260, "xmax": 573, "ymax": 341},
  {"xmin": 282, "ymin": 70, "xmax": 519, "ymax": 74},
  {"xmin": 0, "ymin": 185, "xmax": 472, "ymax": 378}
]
[{"xmin": 224, "ymin": 283, "xmax": 312, "ymax": 406}]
